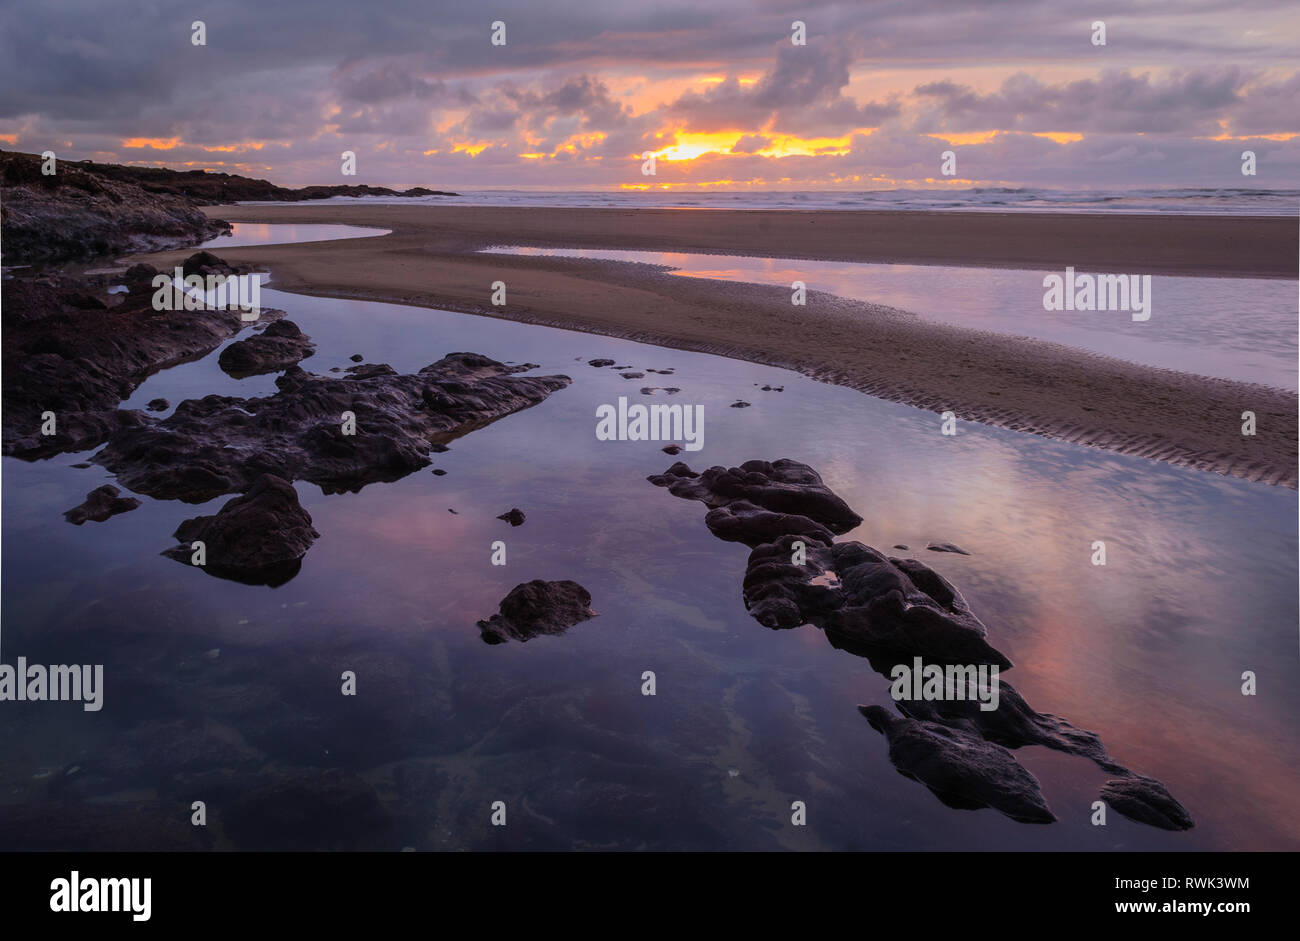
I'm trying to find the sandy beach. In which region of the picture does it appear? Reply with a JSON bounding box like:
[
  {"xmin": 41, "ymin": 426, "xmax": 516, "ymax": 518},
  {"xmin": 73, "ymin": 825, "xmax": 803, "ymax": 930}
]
[{"xmin": 137, "ymin": 204, "xmax": 1299, "ymax": 487}]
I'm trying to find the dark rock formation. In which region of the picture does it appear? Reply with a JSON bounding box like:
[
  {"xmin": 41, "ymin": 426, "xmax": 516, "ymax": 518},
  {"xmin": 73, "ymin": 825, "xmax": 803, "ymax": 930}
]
[
  {"xmin": 588, "ymin": 358, "xmax": 616, "ymax": 367},
  {"xmin": 662, "ymin": 445, "xmax": 683, "ymax": 455},
  {"xmin": 63, "ymin": 484, "xmax": 141, "ymax": 525},
  {"xmin": 218, "ymin": 319, "xmax": 315, "ymax": 377},
  {"xmin": 146, "ymin": 398, "xmax": 169, "ymax": 412},
  {"xmin": 730, "ymin": 400, "xmax": 752, "ymax": 408},
  {"xmin": 497, "ymin": 508, "xmax": 526, "ymax": 526},
  {"xmin": 94, "ymin": 353, "xmax": 571, "ymax": 502},
  {"xmin": 162, "ymin": 474, "xmax": 319, "ymax": 586},
  {"xmin": 2, "ymin": 254, "xmax": 279, "ymax": 459},
  {"xmin": 648, "ymin": 460, "xmax": 862, "ymax": 539},
  {"xmin": 1, "ymin": 151, "xmax": 231, "ymax": 263},
  {"xmin": 477, "ymin": 580, "xmax": 596, "ymax": 644},
  {"xmin": 651, "ymin": 457, "xmax": 1192, "ymax": 831},
  {"xmin": 859, "ymin": 705, "xmax": 1055, "ymax": 823},
  {"xmin": 621, "ymin": 371, "xmax": 645, "ymax": 379},
  {"xmin": 1100, "ymin": 775, "xmax": 1195, "ymax": 831}
]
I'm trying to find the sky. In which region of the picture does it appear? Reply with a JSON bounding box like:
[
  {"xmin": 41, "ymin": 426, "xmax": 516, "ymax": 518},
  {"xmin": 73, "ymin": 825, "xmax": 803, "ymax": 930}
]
[{"xmin": 1, "ymin": 0, "xmax": 1297, "ymax": 191}]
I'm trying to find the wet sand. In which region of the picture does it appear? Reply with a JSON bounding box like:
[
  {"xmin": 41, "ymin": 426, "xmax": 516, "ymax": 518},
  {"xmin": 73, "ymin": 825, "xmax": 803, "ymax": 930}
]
[{"xmin": 138, "ymin": 205, "xmax": 1297, "ymax": 486}]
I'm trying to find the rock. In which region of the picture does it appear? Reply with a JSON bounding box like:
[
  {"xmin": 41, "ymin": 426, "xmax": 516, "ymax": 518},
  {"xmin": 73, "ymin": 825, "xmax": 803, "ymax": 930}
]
[
  {"xmin": 94, "ymin": 353, "xmax": 571, "ymax": 502},
  {"xmin": 146, "ymin": 398, "xmax": 169, "ymax": 412},
  {"xmin": 730, "ymin": 400, "xmax": 752, "ymax": 408},
  {"xmin": 588, "ymin": 358, "xmax": 616, "ymax": 367},
  {"xmin": 431, "ymin": 469, "xmax": 447, "ymax": 476},
  {"xmin": 663, "ymin": 387, "xmax": 681, "ymax": 394},
  {"xmin": 926, "ymin": 542, "xmax": 972, "ymax": 555},
  {"xmin": 3, "ymin": 260, "xmax": 278, "ymax": 459},
  {"xmin": 896, "ymin": 678, "xmax": 1127, "ymax": 773},
  {"xmin": 621, "ymin": 371, "xmax": 645, "ymax": 379},
  {"xmin": 161, "ymin": 474, "xmax": 319, "ymax": 586},
  {"xmin": 430, "ymin": 443, "xmax": 450, "ymax": 453},
  {"xmin": 650, "ymin": 456, "xmax": 1191, "ymax": 831},
  {"xmin": 496, "ymin": 508, "xmax": 526, "ymax": 526},
  {"xmin": 1100, "ymin": 775, "xmax": 1195, "ymax": 831},
  {"xmin": 893, "ymin": 544, "xmax": 909, "ymax": 550},
  {"xmin": 63, "ymin": 484, "xmax": 141, "ymax": 525},
  {"xmin": 218, "ymin": 319, "xmax": 315, "ymax": 377},
  {"xmin": 350, "ymin": 353, "xmax": 364, "ymax": 362},
  {"xmin": 743, "ymin": 535, "xmax": 1011, "ymax": 668},
  {"xmin": 859, "ymin": 705, "xmax": 1056, "ymax": 824},
  {"xmin": 476, "ymin": 580, "xmax": 596, "ymax": 644},
  {"xmin": 648, "ymin": 459, "xmax": 863, "ymax": 536},
  {"xmin": 662, "ymin": 445, "xmax": 683, "ymax": 455},
  {"xmin": 0, "ymin": 151, "xmax": 231, "ymax": 265}
]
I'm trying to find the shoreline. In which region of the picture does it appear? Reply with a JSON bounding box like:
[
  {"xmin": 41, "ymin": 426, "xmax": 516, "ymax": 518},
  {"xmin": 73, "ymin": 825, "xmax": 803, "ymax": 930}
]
[{"xmin": 132, "ymin": 204, "xmax": 1298, "ymax": 487}]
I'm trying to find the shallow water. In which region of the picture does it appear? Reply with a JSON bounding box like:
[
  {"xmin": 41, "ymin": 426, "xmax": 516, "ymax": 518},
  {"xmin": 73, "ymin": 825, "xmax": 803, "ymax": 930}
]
[
  {"xmin": 489, "ymin": 246, "xmax": 1299, "ymax": 391},
  {"xmin": 197, "ymin": 222, "xmax": 389, "ymax": 249},
  {"xmin": 1, "ymin": 279, "xmax": 1296, "ymax": 850}
]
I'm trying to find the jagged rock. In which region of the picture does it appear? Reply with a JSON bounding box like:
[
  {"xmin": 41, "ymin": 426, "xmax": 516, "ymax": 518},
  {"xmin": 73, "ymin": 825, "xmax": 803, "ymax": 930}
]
[
  {"xmin": 926, "ymin": 542, "xmax": 971, "ymax": 555},
  {"xmin": 1101, "ymin": 775, "xmax": 1195, "ymax": 831},
  {"xmin": 162, "ymin": 474, "xmax": 319, "ymax": 586},
  {"xmin": 0, "ymin": 151, "xmax": 231, "ymax": 264},
  {"xmin": 63, "ymin": 484, "xmax": 140, "ymax": 525},
  {"xmin": 743, "ymin": 534, "xmax": 1011, "ymax": 667},
  {"xmin": 218, "ymin": 319, "xmax": 315, "ymax": 377},
  {"xmin": 859, "ymin": 705, "xmax": 1055, "ymax": 824},
  {"xmin": 93, "ymin": 353, "xmax": 571, "ymax": 502},
  {"xmin": 477, "ymin": 580, "xmax": 596, "ymax": 644},
  {"xmin": 497, "ymin": 508, "xmax": 526, "ymax": 526},
  {"xmin": 895, "ymin": 678, "xmax": 1127, "ymax": 773},
  {"xmin": 648, "ymin": 460, "xmax": 862, "ymax": 537},
  {"xmin": 3, "ymin": 255, "xmax": 280, "ymax": 459}
]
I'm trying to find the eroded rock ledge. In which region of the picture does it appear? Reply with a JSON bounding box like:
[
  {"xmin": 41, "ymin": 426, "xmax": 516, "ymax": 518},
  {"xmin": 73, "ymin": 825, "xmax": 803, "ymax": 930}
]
[{"xmin": 94, "ymin": 353, "xmax": 571, "ymax": 503}]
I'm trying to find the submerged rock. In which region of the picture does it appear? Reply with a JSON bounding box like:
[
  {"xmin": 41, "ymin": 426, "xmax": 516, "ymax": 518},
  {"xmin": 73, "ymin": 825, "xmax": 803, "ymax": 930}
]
[
  {"xmin": 859, "ymin": 705, "xmax": 1055, "ymax": 824},
  {"xmin": 477, "ymin": 580, "xmax": 596, "ymax": 644},
  {"xmin": 926, "ymin": 542, "xmax": 972, "ymax": 555},
  {"xmin": 94, "ymin": 353, "xmax": 571, "ymax": 502},
  {"xmin": 218, "ymin": 319, "xmax": 315, "ymax": 377},
  {"xmin": 588, "ymin": 358, "xmax": 616, "ymax": 367},
  {"xmin": 64, "ymin": 484, "xmax": 141, "ymax": 525},
  {"xmin": 162, "ymin": 474, "xmax": 319, "ymax": 586}
]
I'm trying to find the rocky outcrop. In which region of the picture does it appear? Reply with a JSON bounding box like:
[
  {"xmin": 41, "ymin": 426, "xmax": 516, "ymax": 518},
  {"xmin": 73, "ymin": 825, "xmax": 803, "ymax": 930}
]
[
  {"xmin": 63, "ymin": 484, "xmax": 141, "ymax": 525},
  {"xmin": 0, "ymin": 151, "xmax": 230, "ymax": 263},
  {"xmin": 1100, "ymin": 775, "xmax": 1194, "ymax": 831},
  {"xmin": 648, "ymin": 459, "xmax": 862, "ymax": 546},
  {"xmin": 2, "ymin": 150, "xmax": 454, "ymax": 209},
  {"xmin": 162, "ymin": 474, "xmax": 319, "ymax": 586},
  {"xmin": 652, "ymin": 458, "xmax": 1192, "ymax": 830},
  {"xmin": 2, "ymin": 254, "xmax": 278, "ymax": 459},
  {"xmin": 218, "ymin": 319, "xmax": 315, "ymax": 377},
  {"xmin": 94, "ymin": 353, "xmax": 571, "ymax": 502},
  {"xmin": 477, "ymin": 580, "xmax": 597, "ymax": 644},
  {"xmin": 859, "ymin": 706, "xmax": 1055, "ymax": 823}
]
